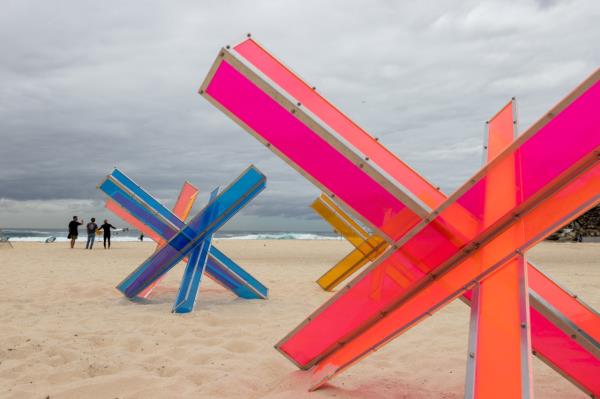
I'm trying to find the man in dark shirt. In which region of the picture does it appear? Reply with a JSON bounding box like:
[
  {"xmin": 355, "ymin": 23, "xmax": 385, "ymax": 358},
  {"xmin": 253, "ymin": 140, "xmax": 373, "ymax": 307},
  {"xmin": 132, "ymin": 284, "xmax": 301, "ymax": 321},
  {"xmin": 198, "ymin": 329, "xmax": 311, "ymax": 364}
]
[
  {"xmin": 99, "ymin": 219, "xmax": 117, "ymax": 249},
  {"xmin": 68, "ymin": 216, "xmax": 83, "ymax": 249},
  {"xmin": 85, "ymin": 218, "xmax": 98, "ymax": 250}
]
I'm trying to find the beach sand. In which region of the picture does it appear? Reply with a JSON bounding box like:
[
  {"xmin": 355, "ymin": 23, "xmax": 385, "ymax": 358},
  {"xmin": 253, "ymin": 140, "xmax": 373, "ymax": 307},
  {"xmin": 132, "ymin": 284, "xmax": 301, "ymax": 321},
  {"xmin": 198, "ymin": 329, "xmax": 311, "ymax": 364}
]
[{"xmin": 0, "ymin": 240, "xmax": 597, "ymax": 398}]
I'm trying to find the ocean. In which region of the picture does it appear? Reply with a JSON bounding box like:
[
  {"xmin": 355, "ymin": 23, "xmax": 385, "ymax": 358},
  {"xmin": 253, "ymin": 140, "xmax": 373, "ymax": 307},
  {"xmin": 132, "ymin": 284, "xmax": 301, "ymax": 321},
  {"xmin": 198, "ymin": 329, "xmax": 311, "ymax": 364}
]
[{"xmin": 0, "ymin": 228, "xmax": 341, "ymax": 242}]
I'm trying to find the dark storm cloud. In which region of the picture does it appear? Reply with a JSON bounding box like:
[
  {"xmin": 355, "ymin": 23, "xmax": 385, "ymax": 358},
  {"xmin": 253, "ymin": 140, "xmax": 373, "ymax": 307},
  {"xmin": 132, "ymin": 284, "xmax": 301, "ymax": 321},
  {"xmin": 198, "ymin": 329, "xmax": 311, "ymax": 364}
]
[{"xmin": 1, "ymin": 0, "xmax": 599, "ymax": 228}]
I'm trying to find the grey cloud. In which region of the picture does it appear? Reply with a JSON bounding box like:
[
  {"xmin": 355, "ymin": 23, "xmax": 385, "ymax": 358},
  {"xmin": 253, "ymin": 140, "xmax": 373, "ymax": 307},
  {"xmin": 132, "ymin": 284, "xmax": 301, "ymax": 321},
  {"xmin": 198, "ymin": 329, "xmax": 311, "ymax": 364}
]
[{"xmin": 1, "ymin": 0, "xmax": 599, "ymax": 229}]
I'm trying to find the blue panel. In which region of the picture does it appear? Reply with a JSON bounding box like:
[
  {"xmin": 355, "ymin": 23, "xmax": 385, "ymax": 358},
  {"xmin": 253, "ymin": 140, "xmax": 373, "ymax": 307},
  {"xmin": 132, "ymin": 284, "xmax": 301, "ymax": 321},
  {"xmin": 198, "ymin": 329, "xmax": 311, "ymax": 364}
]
[
  {"xmin": 204, "ymin": 257, "xmax": 241, "ymax": 291},
  {"xmin": 118, "ymin": 166, "xmax": 266, "ymax": 298},
  {"xmin": 100, "ymin": 179, "xmax": 177, "ymax": 239},
  {"xmin": 172, "ymin": 189, "xmax": 219, "ymax": 313},
  {"xmin": 209, "ymin": 246, "xmax": 268, "ymax": 299},
  {"xmin": 102, "ymin": 172, "xmax": 268, "ymax": 300},
  {"xmin": 111, "ymin": 169, "xmax": 184, "ymax": 228}
]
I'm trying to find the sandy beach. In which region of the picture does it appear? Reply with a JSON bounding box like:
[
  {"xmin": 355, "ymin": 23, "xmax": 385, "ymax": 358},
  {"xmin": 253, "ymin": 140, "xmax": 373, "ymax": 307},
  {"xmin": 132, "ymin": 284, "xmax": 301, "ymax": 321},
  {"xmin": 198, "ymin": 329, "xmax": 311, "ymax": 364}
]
[{"xmin": 0, "ymin": 240, "xmax": 597, "ymax": 398}]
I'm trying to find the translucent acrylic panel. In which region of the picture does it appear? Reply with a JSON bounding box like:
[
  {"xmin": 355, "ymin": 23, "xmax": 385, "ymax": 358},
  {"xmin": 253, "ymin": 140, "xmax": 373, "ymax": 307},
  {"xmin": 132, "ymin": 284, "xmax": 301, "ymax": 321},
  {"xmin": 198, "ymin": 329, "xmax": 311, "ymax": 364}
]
[
  {"xmin": 279, "ymin": 148, "xmax": 600, "ymax": 374},
  {"xmin": 471, "ymin": 258, "xmax": 529, "ymax": 398},
  {"xmin": 317, "ymin": 247, "xmax": 373, "ymax": 292},
  {"xmin": 103, "ymin": 179, "xmax": 265, "ymax": 300},
  {"xmin": 209, "ymin": 246, "xmax": 268, "ymax": 299},
  {"xmin": 104, "ymin": 191, "xmax": 185, "ymax": 299},
  {"xmin": 317, "ymin": 235, "xmax": 389, "ymax": 292},
  {"xmin": 396, "ymin": 80, "xmax": 600, "ymax": 272},
  {"xmin": 528, "ymin": 307, "xmax": 600, "ymax": 395},
  {"xmin": 320, "ymin": 195, "xmax": 370, "ymax": 241},
  {"xmin": 173, "ymin": 243, "xmax": 208, "ymax": 313},
  {"xmin": 104, "ymin": 196, "xmax": 176, "ymax": 299},
  {"xmin": 144, "ymin": 182, "xmax": 198, "ymax": 299},
  {"xmin": 234, "ymin": 39, "xmax": 446, "ymax": 211},
  {"xmin": 117, "ymin": 166, "xmax": 266, "ymax": 298},
  {"xmin": 311, "ymin": 197, "xmax": 368, "ymax": 249},
  {"xmin": 486, "ymin": 101, "xmax": 515, "ymax": 162},
  {"xmin": 172, "ymin": 182, "xmax": 199, "ymax": 221},
  {"xmin": 528, "ymin": 265, "xmax": 600, "ymax": 341},
  {"xmin": 279, "ymin": 245, "xmax": 425, "ymax": 367},
  {"xmin": 205, "ymin": 60, "xmax": 422, "ymax": 241},
  {"xmin": 469, "ymin": 97, "xmax": 530, "ymax": 398},
  {"xmin": 111, "ymin": 169, "xmax": 182, "ymax": 228},
  {"xmin": 100, "ymin": 179, "xmax": 176, "ymax": 239},
  {"xmin": 463, "ymin": 260, "xmax": 599, "ymax": 395},
  {"xmin": 457, "ymin": 79, "xmax": 600, "ymax": 219},
  {"xmin": 106, "ymin": 199, "xmax": 166, "ymax": 245},
  {"xmin": 307, "ymin": 163, "xmax": 599, "ymax": 389},
  {"xmin": 173, "ymin": 188, "xmax": 219, "ymax": 313},
  {"xmin": 102, "ymin": 173, "xmax": 184, "ymax": 232}
]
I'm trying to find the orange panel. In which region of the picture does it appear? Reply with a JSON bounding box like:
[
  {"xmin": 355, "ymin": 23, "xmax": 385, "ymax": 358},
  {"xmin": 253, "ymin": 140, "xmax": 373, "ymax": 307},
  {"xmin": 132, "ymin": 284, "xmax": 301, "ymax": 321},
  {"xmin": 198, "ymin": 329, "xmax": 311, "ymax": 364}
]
[
  {"xmin": 471, "ymin": 257, "xmax": 532, "ymax": 398},
  {"xmin": 172, "ymin": 181, "xmax": 199, "ymax": 221},
  {"xmin": 309, "ymin": 162, "xmax": 599, "ymax": 390},
  {"xmin": 527, "ymin": 265, "xmax": 600, "ymax": 342},
  {"xmin": 467, "ymin": 99, "xmax": 532, "ymax": 398},
  {"xmin": 486, "ymin": 100, "xmax": 515, "ymax": 162}
]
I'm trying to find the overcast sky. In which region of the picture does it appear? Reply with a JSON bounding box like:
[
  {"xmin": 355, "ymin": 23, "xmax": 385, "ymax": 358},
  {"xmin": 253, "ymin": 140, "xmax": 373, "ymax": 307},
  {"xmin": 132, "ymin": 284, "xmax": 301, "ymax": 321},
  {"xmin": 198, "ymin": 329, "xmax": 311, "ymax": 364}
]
[{"xmin": 0, "ymin": 0, "xmax": 598, "ymax": 230}]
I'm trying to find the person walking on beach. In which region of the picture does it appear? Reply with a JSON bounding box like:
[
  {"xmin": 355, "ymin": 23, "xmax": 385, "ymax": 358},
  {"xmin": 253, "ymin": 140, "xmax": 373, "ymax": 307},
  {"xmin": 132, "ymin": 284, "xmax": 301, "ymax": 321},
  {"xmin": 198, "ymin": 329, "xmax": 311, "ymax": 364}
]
[
  {"xmin": 85, "ymin": 218, "xmax": 98, "ymax": 250},
  {"xmin": 99, "ymin": 219, "xmax": 117, "ymax": 249},
  {"xmin": 68, "ymin": 216, "xmax": 83, "ymax": 249},
  {"xmin": 139, "ymin": 232, "xmax": 144, "ymax": 242}
]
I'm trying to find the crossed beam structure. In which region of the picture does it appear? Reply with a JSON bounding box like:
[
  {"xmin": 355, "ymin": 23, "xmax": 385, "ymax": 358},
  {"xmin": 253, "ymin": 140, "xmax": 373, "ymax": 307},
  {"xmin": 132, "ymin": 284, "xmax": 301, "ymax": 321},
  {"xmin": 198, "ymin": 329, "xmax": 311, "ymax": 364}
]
[
  {"xmin": 98, "ymin": 166, "xmax": 268, "ymax": 313},
  {"xmin": 311, "ymin": 100, "xmax": 537, "ymax": 293},
  {"xmin": 199, "ymin": 36, "xmax": 600, "ymax": 397}
]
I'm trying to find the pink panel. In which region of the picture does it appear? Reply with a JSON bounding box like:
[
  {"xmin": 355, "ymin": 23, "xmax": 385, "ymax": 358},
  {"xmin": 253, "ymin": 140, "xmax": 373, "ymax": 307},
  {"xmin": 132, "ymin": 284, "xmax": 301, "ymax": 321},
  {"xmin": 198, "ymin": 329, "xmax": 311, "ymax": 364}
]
[
  {"xmin": 205, "ymin": 60, "xmax": 421, "ymax": 241},
  {"xmin": 529, "ymin": 307, "xmax": 600, "ymax": 395},
  {"xmin": 204, "ymin": 46, "xmax": 596, "ymax": 390},
  {"xmin": 517, "ymin": 105, "xmax": 598, "ymax": 201},
  {"xmin": 308, "ymin": 162, "xmax": 600, "ymax": 389},
  {"xmin": 460, "ymin": 82, "xmax": 600, "ymax": 220},
  {"xmin": 234, "ymin": 39, "xmax": 446, "ymax": 211},
  {"xmin": 276, "ymin": 77, "xmax": 600, "ymax": 369},
  {"xmin": 528, "ymin": 265, "xmax": 600, "ymax": 341}
]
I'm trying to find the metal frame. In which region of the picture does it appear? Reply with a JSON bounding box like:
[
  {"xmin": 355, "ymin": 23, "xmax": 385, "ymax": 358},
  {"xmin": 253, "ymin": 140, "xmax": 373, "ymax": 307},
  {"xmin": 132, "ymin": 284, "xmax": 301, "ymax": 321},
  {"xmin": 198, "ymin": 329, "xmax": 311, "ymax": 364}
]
[
  {"xmin": 232, "ymin": 35, "xmax": 444, "ymax": 205},
  {"xmin": 464, "ymin": 282, "xmax": 480, "ymax": 399},
  {"xmin": 119, "ymin": 175, "xmax": 266, "ymax": 296},
  {"xmin": 106, "ymin": 182, "xmax": 268, "ymax": 301},
  {"xmin": 100, "ymin": 166, "xmax": 269, "ymax": 304},
  {"xmin": 517, "ymin": 255, "xmax": 534, "ymax": 398},
  {"xmin": 198, "ymin": 39, "xmax": 600, "ymax": 392},
  {"xmin": 309, "ymin": 188, "xmax": 600, "ymax": 390},
  {"xmin": 275, "ymin": 130, "xmax": 600, "ymax": 370},
  {"xmin": 199, "ymin": 47, "xmax": 435, "ymax": 240}
]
